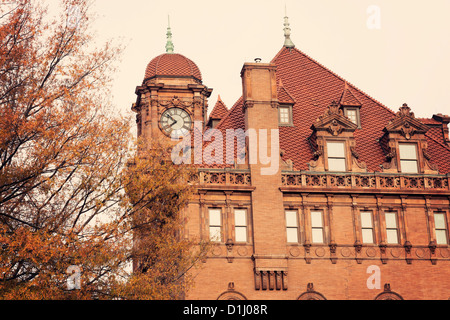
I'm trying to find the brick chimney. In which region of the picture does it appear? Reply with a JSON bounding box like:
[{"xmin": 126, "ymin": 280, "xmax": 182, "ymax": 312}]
[
  {"xmin": 241, "ymin": 61, "xmax": 288, "ymax": 291},
  {"xmin": 432, "ymin": 113, "xmax": 450, "ymax": 145}
]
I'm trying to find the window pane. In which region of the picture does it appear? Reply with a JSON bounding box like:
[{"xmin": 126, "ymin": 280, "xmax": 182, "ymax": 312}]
[
  {"xmin": 346, "ymin": 109, "xmax": 357, "ymax": 124},
  {"xmin": 235, "ymin": 209, "xmax": 247, "ymax": 226},
  {"xmin": 362, "ymin": 229, "xmax": 374, "ymax": 244},
  {"xmin": 286, "ymin": 227, "xmax": 299, "ymax": 243},
  {"xmin": 209, "ymin": 209, "xmax": 221, "ymax": 226},
  {"xmin": 434, "ymin": 213, "xmax": 446, "ymax": 229},
  {"xmin": 327, "ymin": 141, "xmax": 345, "ymax": 157},
  {"xmin": 385, "ymin": 212, "xmax": 397, "ymax": 228},
  {"xmin": 279, "ymin": 107, "xmax": 290, "ymax": 123},
  {"xmin": 328, "ymin": 158, "xmax": 346, "ymax": 171},
  {"xmin": 311, "ymin": 211, "xmax": 323, "ymax": 228},
  {"xmin": 235, "ymin": 226, "xmax": 247, "ymax": 242},
  {"xmin": 399, "ymin": 144, "xmax": 417, "ymax": 160},
  {"xmin": 360, "ymin": 211, "xmax": 373, "ymax": 228},
  {"xmin": 436, "ymin": 229, "xmax": 448, "ymax": 245},
  {"xmin": 386, "ymin": 229, "xmax": 399, "ymax": 244},
  {"xmin": 285, "ymin": 210, "xmax": 297, "ymax": 227},
  {"xmin": 400, "ymin": 160, "xmax": 418, "ymax": 173},
  {"xmin": 311, "ymin": 228, "xmax": 324, "ymax": 243},
  {"xmin": 210, "ymin": 226, "xmax": 222, "ymax": 242}
]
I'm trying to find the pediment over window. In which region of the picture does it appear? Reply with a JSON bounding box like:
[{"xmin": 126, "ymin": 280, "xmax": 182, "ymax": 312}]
[
  {"xmin": 384, "ymin": 103, "xmax": 429, "ymax": 140},
  {"xmin": 311, "ymin": 101, "xmax": 358, "ymax": 136}
]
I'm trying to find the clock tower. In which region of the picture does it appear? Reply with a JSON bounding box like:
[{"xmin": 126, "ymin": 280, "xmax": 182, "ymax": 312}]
[{"xmin": 132, "ymin": 20, "xmax": 212, "ymax": 143}]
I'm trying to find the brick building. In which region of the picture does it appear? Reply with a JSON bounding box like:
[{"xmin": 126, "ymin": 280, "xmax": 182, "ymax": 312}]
[{"xmin": 132, "ymin": 17, "xmax": 450, "ymax": 300}]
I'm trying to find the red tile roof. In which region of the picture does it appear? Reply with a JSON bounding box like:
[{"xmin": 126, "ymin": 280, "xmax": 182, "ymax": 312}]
[
  {"xmin": 209, "ymin": 95, "xmax": 229, "ymax": 120},
  {"xmin": 339, "ymin": 83, "xmax": 362, "ymax": 106},
  {"xmin": 209, "ymin": 46, "xmax": 450, "ymax": 174},
  {"xmin": 277, "ymin": 79, "xmax": 296, "ymax": 104},
  {"xmin": 144, "ymin": 53, "xmax": 202, "ymax": 81}
]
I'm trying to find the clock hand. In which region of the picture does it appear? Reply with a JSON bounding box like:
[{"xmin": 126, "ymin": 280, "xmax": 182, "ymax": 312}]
[{"xmin": 166, "ymin": 114, "xmax": 176, "ymax": 122}]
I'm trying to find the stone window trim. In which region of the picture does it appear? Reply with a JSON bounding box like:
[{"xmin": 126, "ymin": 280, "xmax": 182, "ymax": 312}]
[
  {"xmin": 278, "ymin": 105, "xmax": 294, "ymax": 127},
  {"xmin": 382, "ymin": 210, "xmax": 401, "ymax": 245},
  {"xmin": 343, "ymin": 106, "xmax": 361, "ymax": 129},
  {"xmin": 325, "ymin": 139, "xmax": 347, "ymax": 172},
  {"xmin": 208, "ymin": 207, "xmax": 223, "ymax": 243},
  {"xmin": 398, "ymin": 142, "xmax": 420, "ymax": 174},
  {"xmin": 285, "ymin": 209, "xmax": 300, "ymax": 244},
  {"xmin": 433, "ymin": 211, "xmax": 449, "ymax": 246},
  {"xmin": 232, "ymin": 207, "xmax": 251, "ymax": 244}
]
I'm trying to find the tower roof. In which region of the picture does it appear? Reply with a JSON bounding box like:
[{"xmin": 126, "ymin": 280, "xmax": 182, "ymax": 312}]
[
  {"xmin": 143, "ymin": 17, "xmax": 202, "ymax": 82},
  {"xmin": 144, "ymin": 53, "xmax": 202, "ymax": 81}
]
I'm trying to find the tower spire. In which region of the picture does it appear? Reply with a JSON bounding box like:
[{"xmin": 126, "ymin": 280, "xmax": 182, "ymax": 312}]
[
  {"xmin": 165, "ymin": 15, "xmax": 174, "ymax": 53},
  {"xmin": 283, "ymin": 8, "xmax": 295, "ymax": 48}
]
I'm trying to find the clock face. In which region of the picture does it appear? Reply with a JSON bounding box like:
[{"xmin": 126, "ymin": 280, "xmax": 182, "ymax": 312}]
[{"xmin": 160, "ymin": 108, "xmax": 192, "ymax": 137}]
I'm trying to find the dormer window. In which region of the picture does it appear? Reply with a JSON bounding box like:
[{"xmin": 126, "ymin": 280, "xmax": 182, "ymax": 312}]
[
  {"xmin": 398, "ymin": 143, "xmax": 418, "ymax": 173},
  {"xmin": 380, "ymin": 104, "xmax": 439, "ymax": 174},
  {"xmin": 343, "ymin": 107, "xmax": 360, "ymax": 128},
  {"xmin": 307, "ymin": 101, "xmax": 366, "ymax": 173},
  {"xmin": 279, "ymin": 105, "xmax": 293, "ymax": 126}
]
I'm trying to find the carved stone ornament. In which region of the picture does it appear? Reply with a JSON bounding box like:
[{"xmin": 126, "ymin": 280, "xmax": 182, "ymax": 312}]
[
  {"xmin": 159, "ymin": 95, "xmax": 193, "ymax": 108},
  {"xmin": 297, "ymin": 283, "xmax": 327, "ymax": 300},
  {"xmin": 396, "ymin": 103, "xmax": 415, "ymax": 118},
  {"xmin": 384, "ymin": 103, "xmax": 429, "ymax": 138},
  {"xmin": 374, "ymin": 283, "xmax": 403, "ymax": 300},
  {"xmin": 328, "ymin": 119, "xmax": 343, "ymax": 136},
  {"xmin": 217, "ymin": 283, "xmax": 248, "ymax": 300}
]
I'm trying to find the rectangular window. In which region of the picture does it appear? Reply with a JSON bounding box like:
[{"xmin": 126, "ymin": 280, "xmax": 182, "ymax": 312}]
[
  {"xmin": 234, "ymin": 209, "xmax": 248, "ymax": 243},
  {"xmin": 285, "ymin": 210, "xmax": 299, "ymax": 243},
  {"xmin": 209, "ymin": 209, "xmax": 222, "ymax": 242},
  {"xmin": 434, "ymin": 212, "xmax": 448, "ymax": 245},
  {"xmin": 385, "ymin": 212, "xmax": 399, "ymax": 244},
  {"xmin": 345, "ymin": 108, "xmax": 358, "ymax": 125},
  {"xmin": 327, "ymin": 141, "xmax": 346, "ymax": 172},
  {"xmin": 399, "ymin": 143, "xmax": 418, "ymax": 174},
  {"xmin": 360, "ymin": 211, "xmax": 374, "ymax": 244},
  {"xmin": 310, "ymin": 210, "xmax": 324, "ymax": 243},
  {"xmin": 279, "ymin": 106, "xmax": 291, "ymax": 125}
]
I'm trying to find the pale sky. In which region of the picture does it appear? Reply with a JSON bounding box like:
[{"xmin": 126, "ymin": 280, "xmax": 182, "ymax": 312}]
[{"xmin": 86, "ymin": 0, "xmax": 450, "ymax": 122}]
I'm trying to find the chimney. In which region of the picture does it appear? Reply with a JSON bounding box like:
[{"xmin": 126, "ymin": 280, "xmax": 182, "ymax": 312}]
[{"xmin": 432, "ymin": 113, "xmax": 450, "ymax": 145}]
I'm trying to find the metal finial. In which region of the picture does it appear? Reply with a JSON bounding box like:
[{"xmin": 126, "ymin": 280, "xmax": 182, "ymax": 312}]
[
  {"xmin": 283, "ymin": 10, "xmax": 295, "ymax": 48},
  {"xmin": 165, "ymin": 15, "xmax": 174, "ymax": 53}
]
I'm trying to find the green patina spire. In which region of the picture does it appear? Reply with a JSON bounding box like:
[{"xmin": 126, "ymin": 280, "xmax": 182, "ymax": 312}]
[
  {"xmin": 283, "ymin": 6, "xmax": 295, "ymax": 48},
  {"xmin": 165, "ymin": 15, "xmax": 174, "ymax": 53}
]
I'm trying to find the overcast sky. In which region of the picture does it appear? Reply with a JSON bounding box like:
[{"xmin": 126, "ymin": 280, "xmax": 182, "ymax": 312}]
[{"xmin": 85, "ymin": 0, "xmax": 450, "ymax": 121}]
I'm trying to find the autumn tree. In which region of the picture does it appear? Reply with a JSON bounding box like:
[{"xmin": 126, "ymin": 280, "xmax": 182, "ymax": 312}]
[
  {"xmin": 0, "ymin": 0, "xmax": 208, "ymax": 300},
  {"xmin": 113, "ymin": 139, "xmax": 209, "ymax": 300}
]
